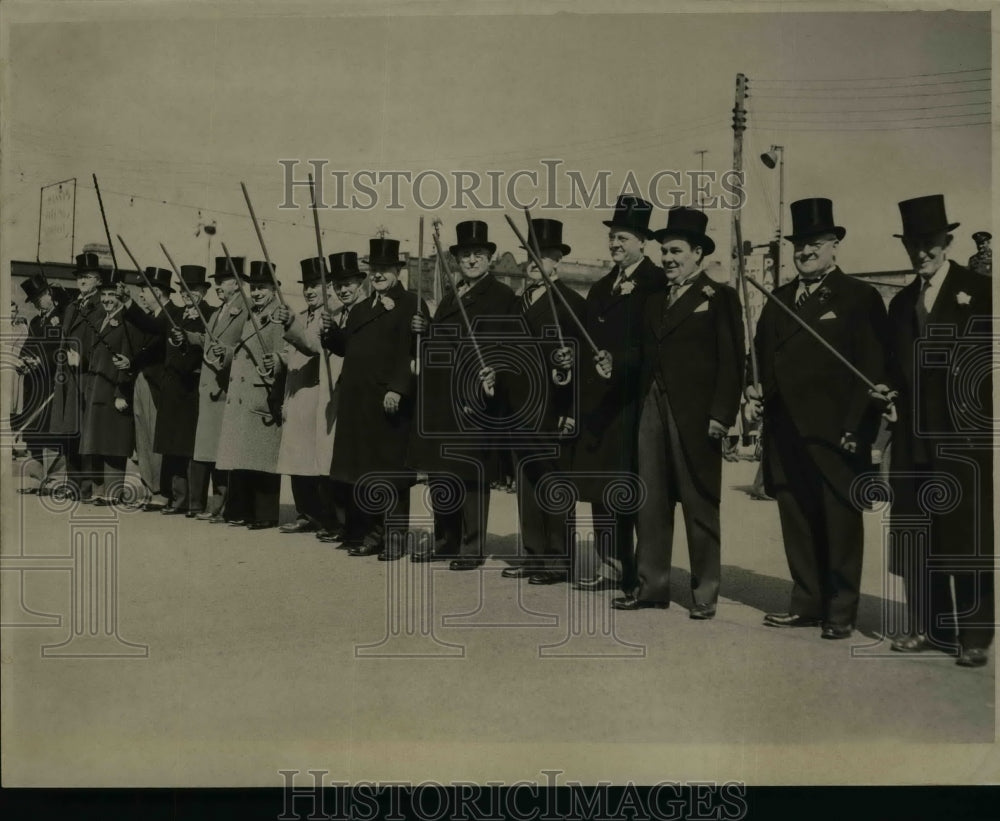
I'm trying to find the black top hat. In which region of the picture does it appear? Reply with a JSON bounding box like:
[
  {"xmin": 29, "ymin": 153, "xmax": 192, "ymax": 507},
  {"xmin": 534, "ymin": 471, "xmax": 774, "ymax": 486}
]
[
  {"xmin": 98, "ymin": 269, "xmax": 128, "ymax": 290},
  {"xmin": 179, "ymin": 265, "xmax": 209, "ymax": 289},
  {"xmin": 602, "ymin": 195, "xmax": 654, "ymax": 239},
  {"xmin": 651, "ymin": 207, "xmax": 716, "ymax": 256},
  {"xmin": 522, "ymin": 219, "xmax": 571, "ymax": 256},
  {"xmin": 893, "ymin": 195, "xmax": 960, "ymax": 239},
  {"xmin": 972, "ymin": 231, "xmax": 992, "ymax": 243},
  {"xmin": 20, "ymin": 273, "xmax": 50, "ymax": 302},
  {"xmin": 73, "ymin": 252, "xmax": 103, "ymax": 275},
  {"xmin": 785, "ymin": 198, "xmax": 846, "ymax": 242},
  {"xmin": 328, "ymin": 252, "xmax": 366, "ymax": 280},
  {"xmin": 368, "ymin": 238, "xmax": 405, "ymax": 268},
  {"xmin": 143, "ymin": 267, "xmax": 174, "ymax": 293},
  {"xmin": 248, "ymin": 261, "xmax": 279, "ymax": 286},
  {"xmin": 450, "ymin": 221, "xmax": 497, "ymax": 256},
  {"xmin": 299, "ymin": 257, "xmax": 330, "ymax": 285},
  {"xmin": 213, "ymin": 256, "xmax": 246, "ymax": 281}
]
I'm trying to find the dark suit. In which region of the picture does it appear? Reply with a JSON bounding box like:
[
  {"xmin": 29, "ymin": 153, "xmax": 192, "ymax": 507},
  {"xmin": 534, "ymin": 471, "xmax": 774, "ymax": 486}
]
[
  {"xmin": 408, "ymin": 273, "xmax": 518, "ymax": 557},
  {"xmin": 571, "ymin": 256, "xmax": 665, "ymax": 587},
  {"xmin": 634, "ymin": 272, "xmax": 744, "ymax": 605},
  {"xmin": 16, "ymin": 306, "xmax": 64, "ymax": 454},
  {"xmin": 755, "ymin": 268, "xmax": 889, "ymax": 626},
  {"xmin": 886, "ymin": 261, "xmax": 993, "ymax": 650}
]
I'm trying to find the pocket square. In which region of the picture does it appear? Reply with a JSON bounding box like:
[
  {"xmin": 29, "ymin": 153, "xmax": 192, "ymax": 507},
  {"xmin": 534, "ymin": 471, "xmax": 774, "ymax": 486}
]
[
  {"xmin": 819, "ymin": 311, "xmax": 837, "ymax": 320},
  {"xmin": 693, "ymin": 303, "xmax": 709, "ymax": 313}
]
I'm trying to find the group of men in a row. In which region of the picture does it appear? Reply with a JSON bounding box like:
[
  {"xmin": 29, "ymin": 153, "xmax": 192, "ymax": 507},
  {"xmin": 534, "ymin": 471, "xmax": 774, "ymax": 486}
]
[{"xmin": 14, "ymin": 193, "xmax": 993, "ymax": 668}]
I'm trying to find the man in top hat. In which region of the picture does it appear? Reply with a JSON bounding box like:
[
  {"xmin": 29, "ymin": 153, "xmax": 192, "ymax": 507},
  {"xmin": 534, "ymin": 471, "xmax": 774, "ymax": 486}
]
[
  {"xmin": 153, "ymin": 265, "xmax": 214, "ymax": 516},
  {"xmin": 79, "ymin": 269, "xmax": 141, "ymax": 504},
  {"xmin": 214, "ymin": 260, "xmax": 287, "ymax": 530},
  {"xmin": 490, "ymin": 218, "xmax": 586, "ymax": 585},
  {"xmin": 570, "ymin": 195, "xmax": 666, "ymax": 592},
  {"xmin": 747, "ymin": 198, "xmax": 889, "ymax": 639},
  {"xmin": 189, "ymin": 256, "xmax": 250, "ymax": 522},
  {"xmin": 611, "ymin": 207, "xmax": 744, "ymax": 616},
  {"xmin": 879, "ymin": 195, "xmax": 993, "ymax": 667},
  {"xmin": 272, "ymin": 256, "xmax": 343, "ymax": 536},
  {"xmin": 320, "ymin": 237, "xmax": 427, "ymax": 559},
  {"xmin": 14, "ymin": 273, "xmax": 67, "ymax": 494},
  {"xmin": 968, "ymin": 230, "xmax": 992, "ymax": 277},
  {"xmin": 408, "ymin": 220, "xmax": 518, "ymax": 570},
  {"xmin": 123, "ymin": 266, "xmax": 175, "ymax": 510},
  {"xmin": 48, "ymin": 252, "xmax": 106, "ymax": 500}
]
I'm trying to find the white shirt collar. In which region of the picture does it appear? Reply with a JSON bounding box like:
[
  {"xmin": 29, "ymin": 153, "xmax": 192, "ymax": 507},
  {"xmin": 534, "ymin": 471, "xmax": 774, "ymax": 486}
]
[
  {"xmin": 922, "ymin": 257, "xmax": 952, "ymax": 288},
  {"xmin": 618, "ymin": 258, "xmax": 642, "ymax": 280}
]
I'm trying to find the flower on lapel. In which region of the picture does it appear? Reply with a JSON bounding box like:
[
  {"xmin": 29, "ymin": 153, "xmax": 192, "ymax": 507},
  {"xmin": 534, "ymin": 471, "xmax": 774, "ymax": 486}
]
[
  {"xmin": 619, "ymin": 281, "xmax": 635, "ymax": 295},
  {"xmin": 380, "ymin": 296, "xmax": 395, "ymax": 311},
  {"xmin": 229, "ymin": 305, "xmax": 241, "ymax": 316},
  {"xmin": 956, "ymin": 291, "xmax": 972, "ymax": 306},
  {"xmin": 49, "ymin": 315, "xmax": 60, "ymax": 327},
  {"xmin": 701, "ymin": 285, "xmax": 715, "ymax": 299},
  {"xmin": 108, "ymin": 318, "xmax": 120, "ymax": 328},
  {"xmin": 817, "ymin": 286, "xmax": 832, "ymax": 304}
]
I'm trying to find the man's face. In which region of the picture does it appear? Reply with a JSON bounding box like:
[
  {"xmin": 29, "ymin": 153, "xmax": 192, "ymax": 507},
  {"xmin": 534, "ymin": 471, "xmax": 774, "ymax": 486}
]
[
  {"xmin": 457, "ymin": 246, "xmax": 491, "ymax": 280},
  {"xmin": 903, "ymin": 231, "xmax": 949, "ymax": 278},
  {"xmin": 792, "ymin": 233, "xmax": 838, "ymax": 278},
  {"xmin": 216, "ymin": 278, "xmax": 239, "ymax": 301},
  {"xmin": 369, "ymin": 265, "xmax": 398, "ymax": 292},
  {"xmin": 303, "ymin": 282, "xmax": 324, "ymax": 308},
  {"xmin": 250, "ymin": 283, "xmax": 275, "ymax": 307},
  {"xmin": 659, "ymin": 236, "xmax": 703, "ymax": 281},
  {"xmin": 608, "ymin": 230, "xmax": 644, "ymax": 268},
  {"xmin": 76, "ymin": 272, "xmax": 100, "ymax": 296},
  {"xmin": 182, "ymin": 287, "xmax": 206, "ymax": 306},
  {"xmin": 978, "ymin": 238, "xmax": 991, "ymax": 253},
  {"xmin": 334, "ymin": 277, "xmax": 364, "ymax": 305},
  {"xmin": 99, "ymin": 288, "xmax": 122, "ymax": 312},
  {"xmin": 35, "ymin": 291, "xmax": 55, "ymax": 313},
  {"xmin": 526, "ymin": 249, "xmax": 561, "ymax": 282}
]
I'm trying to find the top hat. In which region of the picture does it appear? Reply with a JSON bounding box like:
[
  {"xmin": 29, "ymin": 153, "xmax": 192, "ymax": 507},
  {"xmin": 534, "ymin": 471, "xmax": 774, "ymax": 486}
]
[
  {"xmin": 213, "ymin": 255, "xmax": 247, "ymax": 281},
  {"xmin": 299, "ymin": 257, "xmax": 330, "ymax": 285},
  {"xmin": 449, "ymin": 221, "xmax": 497, "ymax": 256},
  {"xmin": 143, "ymin": 267, "xmax": 174, "ymax": 294},
  {"xmin": 368, "ymin": 237, "xmax": 406, "ymax": 269},
  {"xmin": 248, "ymin": 260, "xmax": 279, "ymax": 286},
  {"xmin": 893, "ymin": 195, "xmax": 960, "ymax": 239},
  {"xmin": 179, "ymin": 265, "xmax": 209, "ymax": 289},
  {"xmin": 785, "ymin": 198, "xmax": 846, "ymax": 242},
  {"xmin": 328, "ymin": 251, "xmax": 366, "ymax": 280},
  {"xmin": 20, "ymin": 273, "xmax": 50, "ymax": 303},
  {"xmin": 73, "ymin": 252, "xmax": 103, "ymax": 276},
  {"xmin": 522, "ymin": 219, "xmax": 571, "ymax": 257},
  {"xmin": 602, "ymin": 195, "xmax": 654, "ymax": 239},
  {"xmin": 651, "ymin": 207, "xmax": 716, "ymax": 256},
  {"xmin": 98, "ymin": 269, "xmax": 128, "ymax": 290},
  {"xmin": 972, "ymin": 231, "xmax": 992, "ymax": 243}
]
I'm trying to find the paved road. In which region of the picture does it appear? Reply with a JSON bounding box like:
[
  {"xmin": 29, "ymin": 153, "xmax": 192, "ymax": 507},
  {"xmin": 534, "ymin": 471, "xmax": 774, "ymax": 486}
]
[{"xmin": 2, "ymin": 458, "xmax": 994, "ymax": 786}]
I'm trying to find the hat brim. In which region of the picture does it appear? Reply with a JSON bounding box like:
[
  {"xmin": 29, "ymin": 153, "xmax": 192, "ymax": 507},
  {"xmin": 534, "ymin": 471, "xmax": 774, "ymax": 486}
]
[
  {"xmin": 602, "ymin": 221, "xmax": 653, "ymax": 240},
  {"xmin": 448, "ymin": 242, "xmax": 497, "ymax": 257},
  {"xmin": 892, "ymin": 222, "xmax": 960, "ymax": 239},
  {"xmin": 785, "ymin": 227, "xmax": 847, "ymax": 242},
  {"xmin": 650, "ymin": 229, "xmax": 715, "ymax": 257}
]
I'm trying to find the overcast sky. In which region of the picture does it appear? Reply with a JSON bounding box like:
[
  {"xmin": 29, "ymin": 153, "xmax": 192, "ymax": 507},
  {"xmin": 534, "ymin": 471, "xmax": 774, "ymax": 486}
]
[{"xmin": 2, "ymin": 5, "xmax": 991, "ymax": 296}]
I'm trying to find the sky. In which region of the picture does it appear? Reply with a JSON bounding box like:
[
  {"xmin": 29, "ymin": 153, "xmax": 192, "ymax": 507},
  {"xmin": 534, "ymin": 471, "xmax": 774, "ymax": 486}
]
[{"xmin": 1, "ymin": 5, "xmax": 992, "ymax": 301}]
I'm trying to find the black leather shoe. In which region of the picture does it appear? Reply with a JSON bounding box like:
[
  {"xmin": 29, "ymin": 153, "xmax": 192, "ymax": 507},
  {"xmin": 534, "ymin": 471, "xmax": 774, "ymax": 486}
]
[
  {"xmin": 411, "ymin": 551, "xmax": 454, "ymax": 563},
  {"xmin": 449, "ymin": 558, "xmax": 484, "ymax": 571},
  {"xmin": 315, "ymin": 528, "xmax": 345, "ymax": 541},
  {"xmin": 247, "ymin": 520, "xmax": 277, "ymax": 531},
  {"xmin": 141, "ymin": 502, "xmax": 165, "ymax": 512},
  {"xmin": 763, "ymin": 613, "xmax": 821, "ymax": 628},
  {"xmin": 279, "ymin": 520, "xmax": 317, "ymax": 534},
  {"xmin": 195, "ymin": 511, "xmax": 217, "ymax": 521},
  {"xmin": 689, "ymin": 604, "xmax": 717, "ymax": 620},
  {"xmin": 161, "ymin": 507, "xmax": 186, "ymax": 515},
  {"xmin": 890, "ymin": 634, "xmax": 957, "ymax": 653},
  {"xmin": 821, "ymin": 623, "xmax": 853, "ymax": 640},
  {"xmin": 572, "ymin": 576, "xmax": 618, "ymax": 591},
  {"xmin": 185, "ymin": 511, "xmax": 203, "ymax": 519},
  {"xmin": 501, "ymin": 566, "xmax": 535, "ymax": 579},
  {"xmin": 528, "ymin": 570, "xmax": 567, "ymax": 585},
  {"xmin": 348, "ymin": 543, "xmax": 383, "ymax": 557},
  {"xmin": 207, "ymin": 514, "xmax": 227, "ymax": 524},
  {"xmin": 377, "ymin": 546, "xmax": 407, "ymax": 562},
  {"xmin": 956, "ymin": 648, "xmax": 989, "ymax": 668},
  {"xmin": 611, "ymin": 596, "xmax": 668, "ymax": 611},
  {"xmin": 226, "ymin": 519, "xmax": 247, "ymax": 527}
]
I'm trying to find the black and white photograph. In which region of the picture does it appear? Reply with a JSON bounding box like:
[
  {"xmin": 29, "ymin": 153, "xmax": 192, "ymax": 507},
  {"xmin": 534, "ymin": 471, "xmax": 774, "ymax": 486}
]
[{"xmin": 0, "ymin": 0, "xmax": 996, "ymax": 801}]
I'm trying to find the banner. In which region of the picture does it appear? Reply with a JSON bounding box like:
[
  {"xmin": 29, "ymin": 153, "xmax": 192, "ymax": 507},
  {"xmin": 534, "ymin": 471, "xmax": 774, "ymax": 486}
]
[{"xmin": 37, "ymin": 179, "xmax": 76, "ymax": 263}]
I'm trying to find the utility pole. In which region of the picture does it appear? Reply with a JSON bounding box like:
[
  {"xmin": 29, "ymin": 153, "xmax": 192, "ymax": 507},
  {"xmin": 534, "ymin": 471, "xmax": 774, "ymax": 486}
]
[{"xmin": 730, "ymin": 73, "xmax": 748, "ymax": 289}]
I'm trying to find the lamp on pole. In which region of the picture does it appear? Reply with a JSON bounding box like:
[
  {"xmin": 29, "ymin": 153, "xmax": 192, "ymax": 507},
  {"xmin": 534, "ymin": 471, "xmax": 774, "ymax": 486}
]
[{"xmin": 760, "ymin": 144, "xmax": 784, "ymax": 286}]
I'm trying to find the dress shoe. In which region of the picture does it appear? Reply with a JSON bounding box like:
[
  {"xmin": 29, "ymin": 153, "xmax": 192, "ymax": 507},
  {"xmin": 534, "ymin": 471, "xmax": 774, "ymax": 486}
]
[
  {"xmin": 279, "ymin": 519, "xmax": 318, "ymax": 534},
  {"xmin": 17, "ymin": 487, "xmax": 40, "ymax": 495},
  {"xmin": 207, "ymin": 514, "xmax": 227, "ymax": 524},
  {"xmin": 573, "ymin": 576, "xmax": 618, "ymax": 592},
  {"xmin": 528, "ymin": 570, "xmax": 567, "ymax": 585},
  {"xmin": 226, "ymin": 519, "xmax": 247, "ymax": 527},
  {"xmin": 348, "ymin": 543, "xmax": 383, "ymax": 557},
  {"xmin": 194, "ymin": 511, "xmax": 217, "ymax": 521},
  {"xmin": 611, "ymin": 596, "xmax": 668, "ymax": 611},
  {"xmin": 501, "ymin": 566, "xmax": 536, "ymax": 579},
  {"xmin": 449, "ymin": 558, "xmax": 484, "ymax": 571},
  {"xmin": 246, "ymin": 520, "xmax": 277, "ymax": 531},
  {"xmin": 185, "ymin": 510, "xmax": 203, "ymax": 519},
  {"xmin": 821, "ymin": 623, "xmax": 853, "ymax": 640},
  {"xmin": 689, "ymin": 603, "xmax": 717, "ymax": 620},
  {"xmin": 377, "ymin": 546, "xmax": 407, "ymax": 562},
  {"xmin": 763, "ymin": 613, "xmax": 821, "ymax": 628},
  {"xmin": 890, "ymin": 634, "xmax": 956, "ymax": 653},
  {"xmin": 161, "ymin": 507, "xmax": 186, "ymax": 516},
  {"xmin": 92, "ymin": 498, "xmax": 112, "ymax": 507},
  {"xmin": 141, "ymin": 503, "xmax": 165, "ymax": 512},
  {"xmin": 315, "ymin": 528, "xmax": 345, "ymax": 541},
  {"xmin": 956, "ymin": 648, "xmax": 989, "ymax": 668},
  {"xmin": 411, "ymin": 551, "xmax": 454, "ymax": 563}
]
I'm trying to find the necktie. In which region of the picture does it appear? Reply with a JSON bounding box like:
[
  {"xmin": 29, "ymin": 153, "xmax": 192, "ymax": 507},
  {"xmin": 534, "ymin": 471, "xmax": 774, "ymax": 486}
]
[
  {"xmin": 522, "ymin": 282, "xmax": 543, "ymax": 313},
  {"xmin": 612, "ymin": 272, "xmax": 629, "ymax": 295},
  {"xmin": 339, "ymin": 307, "xmax": 350, "ymax": 328},
  {"xmin": 915, "ymin": 276, "xmax": 931, "ymax": 333},
  {"xmin": 795, "ymin": 278, "xmax": 820, "ymax": 309}
]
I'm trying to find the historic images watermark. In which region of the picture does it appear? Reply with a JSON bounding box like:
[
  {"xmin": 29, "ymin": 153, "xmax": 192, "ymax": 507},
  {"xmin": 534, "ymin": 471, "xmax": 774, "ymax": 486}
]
[
  {"xmin": 277, "ymin": 770, "xmax": 749, "ymax": 821},
  {"xmin": 277, "ymin": 160, "xmax": 746, "ymax": 213}
]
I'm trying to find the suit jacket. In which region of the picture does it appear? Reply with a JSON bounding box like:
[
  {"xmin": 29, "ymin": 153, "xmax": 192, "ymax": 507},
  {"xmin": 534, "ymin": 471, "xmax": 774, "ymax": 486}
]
[
  {"xmin": 80, "ymin": 308, "xmax": 139, "ymax": 458},
  {"xmin": 322, "ymin": 281, "xmax": 426, "ymax": 484},
  {"xmin": 640, "ymin": 271, "xmax": 745, "ymax": 499},
  {"xmin": 886, "ymin": 260, "xmax": 993, "ymax": 559},
  {"xmin": 49, "ymin": 291, "xmax": 105, "ymax": 437},
  {"xmin": 408, "ymin": 273, "xmax": 518, "ymax": 479},
  {"xmin": 16, "ymin": 305, "xmax": 63, "ymax": 443},
  {"xmin": 155, "ymin": 302, "xmax": 213, "ymax": 457},
  {"xmin": 754, "ymin": 267, "xmax": 889, "ymax": 500},
  {"xmin": 124, "ymin": 301, "xmax": 169, "ymax": 403},
  {"xmin": 573, "ymin": 256, "xmax": 665, "ymax": 497}
]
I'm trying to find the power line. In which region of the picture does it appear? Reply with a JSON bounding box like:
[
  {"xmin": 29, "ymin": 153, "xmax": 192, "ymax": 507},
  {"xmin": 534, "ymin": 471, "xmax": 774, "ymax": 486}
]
[
  {"xmin": 754, "ymin": 67, "xmax": 989, "ymax": 84},
  {"xmin": 751, "ymin": 120, "xmax": 989, "ymax": 133},
  {"xmin": 754, "ymin": 109, "xmax": 989, "ymax": 125},
  {"xmin": 753, "ymin": 84, "xmax": 989, "ymax": 100},
  {"xmin": 751, "ymin": 100, "xmax": 990, "ymax": 114}
]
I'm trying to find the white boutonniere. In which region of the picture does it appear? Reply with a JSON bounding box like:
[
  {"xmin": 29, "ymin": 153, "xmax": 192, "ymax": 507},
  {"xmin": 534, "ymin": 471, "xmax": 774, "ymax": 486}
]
[
  {"xmin": 956, "ymin": 291, "xmax": 972, "ymax": 306},
  {"xmin": 702, "ymin": 285, "xmax": 716, "ymax": 299},
  {"xmin": 229, "ymin": 305, "xmax": 241, "ymax": 316},
  {"xmin": 49, "ymin": 315, "xmax": 61, "ymax": 326},
  {"xmin": 619, "ymin": 281, "xmax": 635, "ymax": 295},
  {"xmin": 109, "ymin": 318, "xmax": 120, "ymax": 328},
  {"xmin": 380, "ymin": 296, "xmax": 395, "ymax": 311}
]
